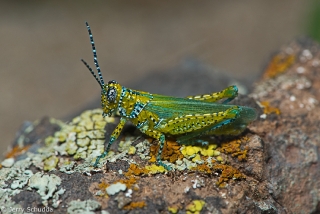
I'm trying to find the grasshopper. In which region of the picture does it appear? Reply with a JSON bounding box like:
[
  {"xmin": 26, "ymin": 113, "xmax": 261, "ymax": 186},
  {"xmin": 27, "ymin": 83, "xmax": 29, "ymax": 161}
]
[{"xmin": 81, "ymin": 22, "xmax": 257, "ymax": 170}]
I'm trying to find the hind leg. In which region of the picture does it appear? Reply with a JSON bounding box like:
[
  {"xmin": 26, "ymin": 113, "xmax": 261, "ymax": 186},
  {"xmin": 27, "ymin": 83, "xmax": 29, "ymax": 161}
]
[{"xmin": 186, "ymin": 85, "xmax": 238, "ymax": 104}]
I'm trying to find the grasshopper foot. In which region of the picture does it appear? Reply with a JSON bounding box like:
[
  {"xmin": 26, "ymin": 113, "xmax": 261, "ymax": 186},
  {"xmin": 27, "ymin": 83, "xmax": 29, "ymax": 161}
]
[{"xmin": 93, "ymin": 151, "xmax": 108, "ymax": 167}]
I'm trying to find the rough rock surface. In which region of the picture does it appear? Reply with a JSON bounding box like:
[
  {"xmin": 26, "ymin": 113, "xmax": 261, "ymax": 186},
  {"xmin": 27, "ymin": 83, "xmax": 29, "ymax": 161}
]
[{"xmin": 1, "ymin": 38, "xmax": 319, "ymax": 214}]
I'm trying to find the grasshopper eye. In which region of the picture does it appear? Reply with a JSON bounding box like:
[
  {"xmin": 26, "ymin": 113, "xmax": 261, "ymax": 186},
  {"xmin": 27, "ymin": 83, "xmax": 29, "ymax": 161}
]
[{"xmin": 107, "ymin": 87, "xmax": 117, "ymax": 103}]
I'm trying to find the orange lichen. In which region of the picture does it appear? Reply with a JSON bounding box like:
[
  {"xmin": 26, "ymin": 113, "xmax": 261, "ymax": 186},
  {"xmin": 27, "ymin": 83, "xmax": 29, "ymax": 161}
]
[
  {"xmin": 263, "ymin": 54, "xmax": 295, "ymax": 78},
  {"xmin": 118, "ymin": 176, "xmax": 138, "ymax": 188},
  {"xmin": 98, "ymin": 181, "xmax": 110, "ymax": 190},
  {"xmin": 5, "ymin": 145, "xmax": 31, "ymax": 159},
  {"xmin": 260, "ymin": 101, "xmax": 281, "ymax": 115},
  {"xmin": 218, "ymin": 137, "xmax": 249, "ymax": 161},
  {"xmin": 123, "ymin": 201, "xmax": 146, "ymax": 210},
  {"xmin": 191, "ymin": 164, "xmax": 212, "ymax": 174},
  {"xmin": 149, "ymin": 140, "xmax": 183, "ymax": 163},
  {"xmin": 214, "ymin": 164, "xmax": 246, "ymax": 187},
  {"xmin": 124, "ymin": 163, "xmax": 149, "ymax": 177}
]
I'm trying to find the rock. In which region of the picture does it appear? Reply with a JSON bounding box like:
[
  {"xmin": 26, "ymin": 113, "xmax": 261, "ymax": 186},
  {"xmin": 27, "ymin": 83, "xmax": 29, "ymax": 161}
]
[{"xmin": 1, "ymin": 38, "xmax": 319, "ymax": 213}]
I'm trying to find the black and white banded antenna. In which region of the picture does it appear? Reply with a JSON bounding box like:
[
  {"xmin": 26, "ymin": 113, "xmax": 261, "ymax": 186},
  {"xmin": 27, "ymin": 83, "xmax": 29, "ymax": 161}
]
[{"xmin": 81, "ymin": 22, "xmax": 106, "ymax": 93}]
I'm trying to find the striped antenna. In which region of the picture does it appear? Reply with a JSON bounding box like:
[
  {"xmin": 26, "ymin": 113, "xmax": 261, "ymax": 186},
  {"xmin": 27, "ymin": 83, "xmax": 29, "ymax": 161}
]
[{"xmin": 81, "ymin": 22, "xmax": 106, "ymax": 91}]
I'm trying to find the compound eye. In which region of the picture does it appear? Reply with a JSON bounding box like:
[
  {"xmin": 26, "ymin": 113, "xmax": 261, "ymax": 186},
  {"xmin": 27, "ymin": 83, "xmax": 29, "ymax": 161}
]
[{"xmin": 107, "ymin": 87, "xmax": 117, "ymax": 103}]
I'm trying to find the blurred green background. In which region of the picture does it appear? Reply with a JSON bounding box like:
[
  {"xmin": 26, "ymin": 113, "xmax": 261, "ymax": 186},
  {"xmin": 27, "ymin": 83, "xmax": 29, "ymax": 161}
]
[{"xmin": 0, "ymin": 1, "xmax": 317, "ymax": 158}]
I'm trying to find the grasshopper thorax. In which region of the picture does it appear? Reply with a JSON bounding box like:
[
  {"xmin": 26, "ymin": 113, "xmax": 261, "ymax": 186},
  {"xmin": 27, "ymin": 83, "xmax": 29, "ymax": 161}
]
[{"xmin": 101, "ymin": 80, "xmax": 122, "ymax": 117}]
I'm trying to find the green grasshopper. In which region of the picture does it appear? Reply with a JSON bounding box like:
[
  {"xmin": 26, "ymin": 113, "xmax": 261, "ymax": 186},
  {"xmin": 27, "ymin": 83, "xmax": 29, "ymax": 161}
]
[{"xmin": 81, "ymin": 22, "xmax": 257, "ymax": 170}]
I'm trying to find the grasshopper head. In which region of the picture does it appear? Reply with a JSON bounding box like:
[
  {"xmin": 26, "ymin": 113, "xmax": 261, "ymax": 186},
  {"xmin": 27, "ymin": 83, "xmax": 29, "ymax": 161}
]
[
  {"xmin": 100, "ymin": 80, "xmax": 121, "ymax": 117},
  {"xmin": 81, "ymin": 22, "xmax": 122, "ymax": 117}
]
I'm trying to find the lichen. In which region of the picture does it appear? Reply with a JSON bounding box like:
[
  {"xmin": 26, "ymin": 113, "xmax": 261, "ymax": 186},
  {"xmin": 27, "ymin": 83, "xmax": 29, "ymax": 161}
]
[
  {"xmin": 67, "ymin": 199, "xmax": 101, "ymax": 214},
  {"xmin": 118, "ymin": 176, "xmax": 138, "ymax": 188},
  {"xmin": 168, "ymin": 206, "xmax": 179, "ymax": 214},
  {"xmin": 123, "ymin": 201, "xmax": 147, "ymax": 210},
  {"xmin": 259, "ymin": 101, "xmax": 281, "ymax": 115},
  {"xmin": 185, "ymin": 200, "xmax": 206, "ymax": 214},
  {"xmin": 43, "ymin": 109, "xmax": 111, "ymax": 164},
  {"xmin": 106, "ymin": 182, "xmax": 127, "ymax": 195},
  {"xmin": 0, "ymin": 153, "xmax": 65, "ymax": 210},
  {"xmin": 218, "ymin": 137, "xmax": 249, "ymax": 161},
  {"xmin": 28, "ymin": 172, "xmax": 65, "ymax": 207},
  {"xmin": 5, "ymin": 145, "xmax": 31, "ymax": 159},
  {"xmin": 145, "ymin": 164, "xmax": 166, "ymax": 174},
  {"xmin": 214, "ymin": 164, "xmax": 246, "ymax": 187},
  {"xmin": 150, "ymin": 140, "xmax": 184, "ymax": 163},
  {"xmin": 43, "ymin": 156, "xmax": 59, "ymax": 171},
  {"xmin": 263, "ymin": 53, "xmax": 295, "ymax": 79},
  {"xmin": 124, "ymin": 163, "xmax": 149, "ymax": 177}
]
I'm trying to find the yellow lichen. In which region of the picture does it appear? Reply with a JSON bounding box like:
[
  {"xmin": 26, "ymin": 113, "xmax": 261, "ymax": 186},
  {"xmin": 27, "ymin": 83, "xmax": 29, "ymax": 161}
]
[
  {"xmin": 191, "ymin": 154, "xmax": 201, "ymax": 162},
  {"xmin": 168, "ymin": 206, "xmax": 179, "ymax": 214},
  {"xmin": 128, "ymin": 146, "xmax": 136, "ymax": 154},
  {"xmin": 216, "ymin": 156, "xmax": 223, "ymax": 162},
  {"xmin": 42, "ymin": 109, "xmax": 111, "ymax": 165},
  {"xmin": 181, "ymin": 144, "xmax": 219, "ymax": 159},
  {"xmin": 185, "ymin": 200, "xmax": 205, "ymax": 214},
  {"xmin": 123, "ymin": 201, "xmax": 146, "ymax": 210},
  {"xmin": 145, "ymin": 164, "xmax": 166, "ymax": 174}
]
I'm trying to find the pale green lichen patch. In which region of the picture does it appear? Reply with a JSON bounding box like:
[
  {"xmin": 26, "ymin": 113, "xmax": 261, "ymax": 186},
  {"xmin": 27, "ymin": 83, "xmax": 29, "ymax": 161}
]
[
  {"xmin": 106, "ymin": 182, "xmax": 127, "ymax": 195},
  {"xmin": 28, "ymin": 172, "xmax": 65, "ymax": 207},
  {"xmin": 0, "ymin": 154, "xmax": 65, "ymax": 210},
  {"xmin": 1, "ymin": 158, "xmax": 15, "ymax": 168},
  {"xmin": 38, "ymin": 109, "xmax": 117, "ymax": 172},
  {"xmin": 67, "ymin": 199, "xmax": 101, "ymax": 214},
  {"xmin": 43, "ymin": 109, "xmax": 111, "ymax": 162}
]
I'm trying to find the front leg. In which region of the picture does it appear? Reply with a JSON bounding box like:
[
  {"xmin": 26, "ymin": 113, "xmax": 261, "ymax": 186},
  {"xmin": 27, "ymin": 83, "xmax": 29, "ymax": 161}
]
[
  {"xmin": 140, "ymin": 128, "xmax": 171, "ymax": 170},
  {"xmin": 93, "ymin": 117, "xmax": 127, "ymax": 167},
  {"xmin": 187, "ymin": 85, "xmax": 238, "ymax": 104}
]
